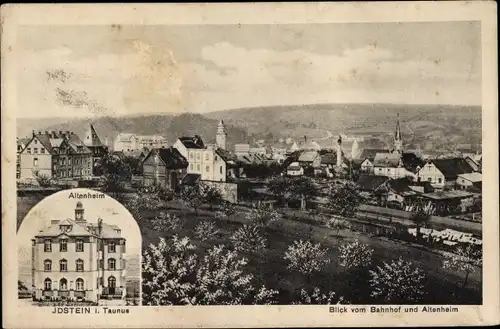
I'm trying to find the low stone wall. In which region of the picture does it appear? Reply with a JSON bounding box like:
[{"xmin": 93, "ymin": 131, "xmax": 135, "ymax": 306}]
[{"xmin": 201, "ymin": 180, "xmax": 238, "ymax": 203}]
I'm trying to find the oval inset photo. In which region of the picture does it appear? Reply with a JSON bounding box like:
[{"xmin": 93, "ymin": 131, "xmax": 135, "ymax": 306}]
[{"xmin": 17, "ymin": 188, "xmax": 142, "ymax": 307}]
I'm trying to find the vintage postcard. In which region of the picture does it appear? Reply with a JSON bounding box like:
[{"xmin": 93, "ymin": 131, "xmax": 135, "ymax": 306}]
[{"xmin": 2, "ymin": 2, "xmax": 499, "ymax": 328}]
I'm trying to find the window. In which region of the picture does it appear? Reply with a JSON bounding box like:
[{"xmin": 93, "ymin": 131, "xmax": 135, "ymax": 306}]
[
  {"xmin": 76, "ymin": 259, "xmax": 84, "ymax": 272},
  {"xmin": 205, "ymin": 165, "xmax": 210, "ymax": 173},
  {"xmin": 59, "ymin": 239, "xmax": 67, "ymax": 252},
  {"xmin": 215, "ymin": 155, "xmax": 218, "ymax": 161},
  {"xmin": 68, "ymin": 158, "xmax": 71, "ymax": 165},
  {"xmin": 34, "ymin": 148, "xmax": 38, "ymax": 154},
  {"xmin": 220, "ymin": 166, "xmax": 223, "ymax": 174},
  {"xmin": 60, "ymin": 259, "xmax": 68, "ymax": 272},
  {"xmin": 98, "ymin": 259, "xmax": 104, "ymax": 270},
  {"xmin": 438, "ymin": 178, "xmax": 443, "ymax": 183},
  {"xmin": 108, "ymin": 242, "xmax": 116, "ymax": 253},
  {"xmin": 196, "ymin": 153, "xmax": 200, "ymax": 160},
  {"xmin": 189, "ymin": 153, "xmax": 193, "ymax": 160},
  {"xmin": 41, "ymin": 148, "xmax": 45, "ymax": 154},
  {"xmin": 76, "ymin": 278, "xmax": 84, "ymax": 291},
  {"xmin": 387, "ymin": 168, "xmax": 391, "ymax": 173},
  {"xmin": 44, "ymin": 239, "xmax": 52, "ymax": 252},
  {"xmin": 196, "ymin": 164, "xmax": 200, "ymax": 171},
  {"xmin": 34, "ymin": 139, "xmax": 38, "ymax": 144},
  {"xmin": 44, "ymin": 278, "xmax": 52, "ymax": 291},
  {"xmin": 205, "ymin": 153, "xmax": 209, "ymax": 161},
  {"xmin": 190, "ymin": 163, "xmax": 193, "ymax": 170},
  {"xmin": 378, "ymin": 168, "xmax": 382, "ymax": 172},
  {"xmin": 44, "ymin": 259, "xmax": 52, "ymax": 272},
  {"xmin": 428, "ymin": 177, "xmax": 432, "ymax": 182},
  {"xmin": 59, "ymin": 278, "xmax": 68, "ymax": 290},
  {"xmin": 108, "ymin": 258, "xmax": 116, "ymax": 270},
  {"xmin": 27, "ymin": 148, "xmax": 31, "ymax": 154},
  {"xmin": 16, "ymin": 172, "xmax": 20, "ymax": 179},
  {"xmin": 76, "ymin": 239, "xmax": 84, "ymax": 252}
]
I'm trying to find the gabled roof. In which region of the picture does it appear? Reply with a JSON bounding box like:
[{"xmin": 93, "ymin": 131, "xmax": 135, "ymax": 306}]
[
  {"xmin": 23, "ymin": 132, "xmax": 91, "ymax": 155},
  {"xmin": 17, "ymin": 137, "xmax": 31, "ymax": 151},
  {"xmin": 356, "ymin": 175, "xmax": 389, "ymax": 191},
  {"xmin": 287, "ymin": 162, "xmax": 302, "ymax": 171},
  {"xmin": 386, "ymin": 177, "xmax": 418, "ymax": 195},
  {"xmin": 373, "ymin": 153, "xmax": 401, "ymax": 167},
  {"xmin": 84, "ymin": 124, "xmax": 106, "ymax": 147},
  {"xmin": 430, "ymin": 158, "xmax": 475, "ymax": 179},
  {"xmin": 298, "ymin": 151, "xmax": 320, "ymax": 163},
  {"xmin": 457, "ymin": 172, "xmax": 482, "ymax": 183},
  {"xmin": 35, "ymin": 218, "xmax": 122, "ymax": 239},
  {"xmin": 181, "ymin": 173, "xmax": 201, "ymax": 186},
  {"xmin": 147, "ymin": 147, "xmax": 188, "ymax": 169},
  {"xmin": 115, "ymin": 133, "xmax": 136, "ymax": 142},
  {"xmin": 401, "ymin": 152, "xmax": 425, "ymax": 173},
  {"xmin": 178, "ymin": 136, "xmax": 205, "ymax": 149},
  {"xmin": 215, "ymin": 148, "xmax": 240, "ymax": 167},
  {"xmin": 359, "ymin": 149, "xmax": 388, "ymax": 161}
]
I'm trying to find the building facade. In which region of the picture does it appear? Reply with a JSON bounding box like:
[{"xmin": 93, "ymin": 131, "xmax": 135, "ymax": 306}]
[
  {"xmin": 142, "ymin": 147, "xmax": 188, "ymax": 190},
  {"xmin": 18, "ymin": 131, "xmax": 93, "ymax": 183},
  {"xmin": 83, "ymin": 124, "xmax": 109, "ymax": 175},
  {"xmin": 114, "ymin": 133, "xmax": 168, "ymax": 152},
  {"xmin": 32, "ymin": 202, "xmax": 126, "ymax": 303}
]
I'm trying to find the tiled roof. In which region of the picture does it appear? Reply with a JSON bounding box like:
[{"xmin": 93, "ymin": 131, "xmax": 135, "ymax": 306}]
[
  {"xmin": 298, "ymin": 151, "xmax": 320, "ymax": 163},
  {"xmin": 115, "ymin": 133, "xmax": 136, "ymax": 142},
  {"xmin": 181, "ymin": 173, "xmax": 201, "ymax": 186},
  {"xmin": 215, "ymin": 148, "xmax": 240, "ymax": 167},
  {"xmin": 457, "ymin": 172, "xmax": 482, "ymax": 183},
  {"xmin": 178, "ymin": 136, "xmax": 205, "ymax": 149},
  {"xmin": 431, "ymin": 158, "xmax": 475, "ymax": 179},
  {"xmin": 373, "ymin": 153, "xmax": 401, "ymax": 167},
  {"xmin": 359, "ymin": 148, "xmax": 388, "ymax": 161},
  {"xmin": 35, "ymin": 218, "xmax": 122, "ymax": 239},
  {"xmin": 387, "ymin": 177, "xmax": 418, "ymax": 195},
  {"xmin": 356, "ymin": 175, "xmax": 389, "ymax": 191},
  {"xmin": 401, "ymin": 152, "xmax": 425, "ymax": 173},
  {"xmin": 153, "ymin": 147, "xmax": 189, "ymax": 169}
]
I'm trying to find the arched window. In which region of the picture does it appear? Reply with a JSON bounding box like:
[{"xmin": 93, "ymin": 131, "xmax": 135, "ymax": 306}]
[
  {"xmin": 76, "ymin": 259, "xmax": 84, "ymax": 272},
  {"xmin": 75, "ymin": 278, "xmax": 84, "ymax": 291},
  {"xmin": 108, "ymin": 258, "xmax": 116, "ymax": 271},
  {"xmin": 59, "ymin": 278, "xmax": 68, "ymax": 290},
  {"xmin": 44, "ymin": 259, "xmax": 52, "ymax": 272},
  {"xmin": 44, "ymin": 278, "xmax": 52, "ymax": 291},
  {"xmin": 60, "ymin": 259, "xmax": 67, "ymax": 272}
]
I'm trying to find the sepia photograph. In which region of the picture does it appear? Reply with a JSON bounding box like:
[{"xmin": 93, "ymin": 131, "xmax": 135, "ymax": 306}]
[{"xmin": 2, "ymin": 2, "xmax": 498, "ymax": 328}]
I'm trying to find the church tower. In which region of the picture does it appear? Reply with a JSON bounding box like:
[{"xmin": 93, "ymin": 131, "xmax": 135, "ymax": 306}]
[
  {"xmin": 394, "ymin": 113, "xmax": 403, "ymax": 154},
  {"xmin": 216, "ymin": 119, "xmax": 227, "ymax": 150},
  {"xmin": 336, "ymin": 135, "xmax": 342, "ymax": 167}
]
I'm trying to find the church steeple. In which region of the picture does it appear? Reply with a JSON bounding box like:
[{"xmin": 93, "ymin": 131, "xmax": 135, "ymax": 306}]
[
  {"xmin": 394, "ymin": 113, "xmax": 403, "ymax": 154},
  {"xmin": 216, "ymin": 119, "xmax": 227, "ymax": 150}
]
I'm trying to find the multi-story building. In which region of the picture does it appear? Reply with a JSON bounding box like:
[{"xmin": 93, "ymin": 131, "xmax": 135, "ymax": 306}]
[
  {"xmin": 113, "ymin": 133, "xmax": 168, "ymax": 152},
  {"xmin": 416, "ymin": 158, "xmax": 475, "ymax": 189},
  {"xmin": 18, "ymin": 130, "xmax": 93, "ymax": 183},
  {"xmin": 17, "ymin": 137, "xmax": 31, "ymax": 180},
  {"xmin": 173, "ymin": 135, "xmax": 206, "ymax": 175},
  {"xmin": 83, "ymin": 124, "xmax": 108, "ymax": 175},
  {"xmin": 32, "ymin": 201, "xmax": 126, "ymax": 302},
  {"xmin": 142, "ymin": 147, "xmax": 188, "ymax": 190}
]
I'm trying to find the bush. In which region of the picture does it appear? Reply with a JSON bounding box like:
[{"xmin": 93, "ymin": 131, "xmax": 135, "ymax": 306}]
[
  {"xmin": 194, "ymin": 220, "xmax": 220, "ymax": 241},
  {"xmin": 230, "ymin": 224, "xmax": 267, "ymax": 253}
]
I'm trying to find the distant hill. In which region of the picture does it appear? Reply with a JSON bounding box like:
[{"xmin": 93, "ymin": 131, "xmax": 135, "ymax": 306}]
[
  {"xmin": 17, "ymin": 103, "xmax": 482, "ymax": 153},
  {"xmin": 204, "ymin": 103, "xmax": 482, "ymax": 152},
  {"xmin": 17, "ymin": 113, "xmax": 249, "ymax": 149}
]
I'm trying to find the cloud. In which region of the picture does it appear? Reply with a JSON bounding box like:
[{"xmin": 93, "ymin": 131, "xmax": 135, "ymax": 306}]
[{"xmin": 17, "ymin": 40, "xmax": 481, "ymax": 118}]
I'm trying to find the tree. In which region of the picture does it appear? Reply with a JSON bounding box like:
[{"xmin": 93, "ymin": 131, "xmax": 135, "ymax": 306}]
[
  {"xmin": 283, "ymin": 240, "xmax": 331, "ymax": 280},
  {"xmin": 326, "ymin": 217, "xmax": 352, "ymax": 237},
  {"xmin": 230, "ymin": 224, "xmax": 267, "ymax": 253},
  {"xmin": 326, "ymin": 182, "xmax": 362, "ymax": 218},
  {"xmin": 369, "ymin": 257, "xmax": 427, "ymax": 303},
  {"xmin": 267, "ymin": 176, "xmax": 291, "ymax": 205},
  {"xmin": 442, "ymin": 244, "xmax": 482, "ymax": 289},
  {"xmin": 293, "ymin": 287, "xmax": 345, "ymax": 305},
  {"xmin": 288, "ymin": 176, "xmax": 319, "ymax": 210},
  {"xmin": 409, "ymin": 209, "xmax": 431, "ymax": 240},
  {"xmin": 122, "ymin": 192, "xmax": 163, "ymax": 222},
  {"xmin": 181, "ymin": 185, "xmax": 203, "ymax": 214},
  {"xmin": 151, "ymin": 212, "xmax": 184, "ymax": 234},
  {"xmin": 98, "ymin": 154, "xmax": 131, "ymax": 195},
  {"xmin": 338, "ymin": 240, "xmax": 373, "ymax": 270},
  {"xmin": 142, "ymin": 236, "xmax": 279, "ymax": 305},
  {"xmin": 200, "ymin": 183, "xmax": 223, "ymax": 210},
  {"xmin": 35, "ymin": 174, "xmax": 52, "ymax": 187},
  {"xmin": 246, "ymin": 206, "xmax": 281, "ymax": 228},
  {"xmin": 195, "ymin": 220, "xmax": 220, "ymax": 241},
  {"xmin": 142, "ymin": 236, "xmax": 198, "ymax": 305}
]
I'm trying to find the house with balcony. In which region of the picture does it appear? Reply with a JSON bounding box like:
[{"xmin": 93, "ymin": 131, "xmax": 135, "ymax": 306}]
[{"xmin": 32, "ymin": 202, "xmax": 126, "ymax": 303}]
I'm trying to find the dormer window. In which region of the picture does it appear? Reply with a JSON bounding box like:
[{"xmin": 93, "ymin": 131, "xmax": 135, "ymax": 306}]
[{"xmin": 59, "ymin": 225, "xmax": 73, "ymax": 234}]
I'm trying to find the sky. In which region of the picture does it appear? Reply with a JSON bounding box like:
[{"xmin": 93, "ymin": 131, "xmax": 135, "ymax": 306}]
[
  {"xmin": 16, "ymin": 22, "xmax": 481, "ymax": 118},
  {"xmin": 17, "ymin": 189, "xmax": 142, "ymax": 283}
]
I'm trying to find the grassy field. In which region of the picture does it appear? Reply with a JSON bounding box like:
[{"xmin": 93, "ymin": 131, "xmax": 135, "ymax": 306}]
[{"xmin": 17, "ymin": 194, "xmax": 482, "ymax": 304}]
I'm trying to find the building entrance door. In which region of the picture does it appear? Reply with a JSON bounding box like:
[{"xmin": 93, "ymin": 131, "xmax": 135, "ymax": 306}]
[{"xmin": 108, "ymin": 276, "xmax": 116, "ymax": 295}]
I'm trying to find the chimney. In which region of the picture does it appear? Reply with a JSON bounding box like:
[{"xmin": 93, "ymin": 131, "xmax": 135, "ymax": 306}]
[
  {"xmin": 304, "ymin": 135, "xmax": 307, "ymax": 143},
  {"xmin": 336, "ymin": 135, "xmax": 342, "ymax": 167},
  {"xmin": 97, "ymin": 218, "xmax": 103, "ymax": 237},
  {"xmin": 32, "ymin": 130, "xmax": 35, "ymax": 137}
]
